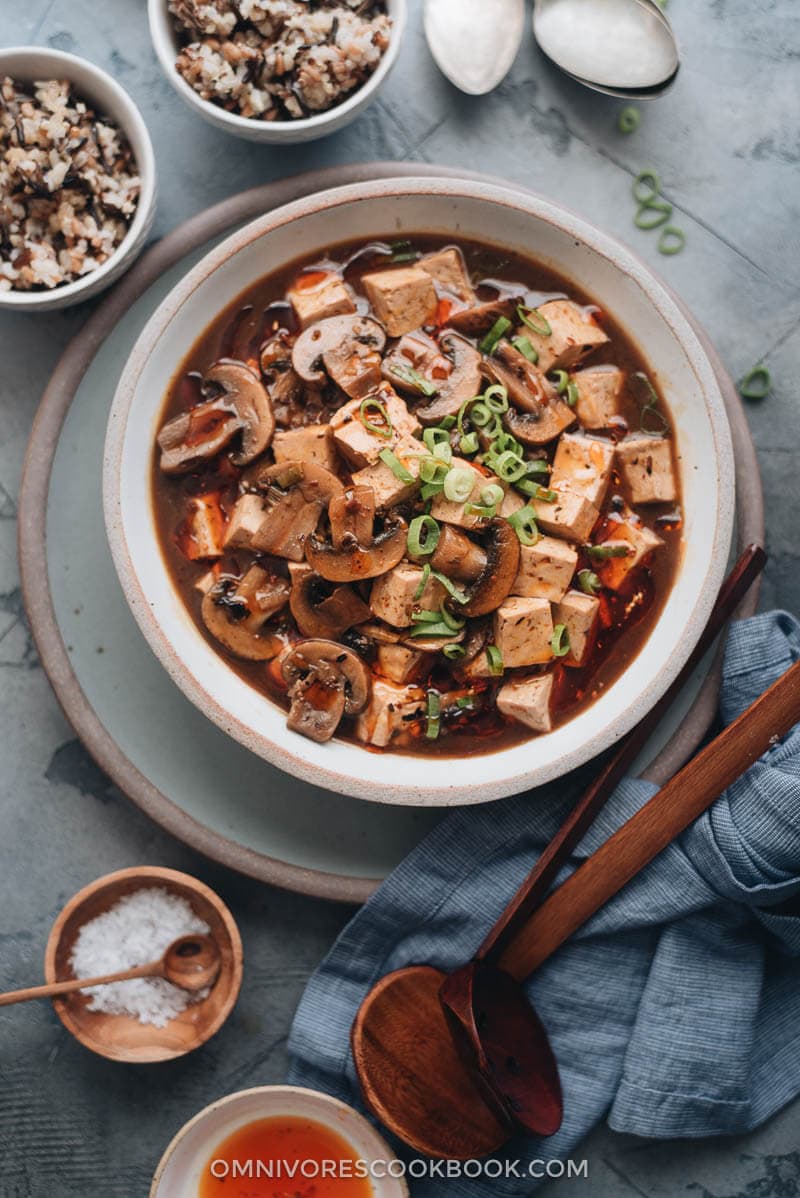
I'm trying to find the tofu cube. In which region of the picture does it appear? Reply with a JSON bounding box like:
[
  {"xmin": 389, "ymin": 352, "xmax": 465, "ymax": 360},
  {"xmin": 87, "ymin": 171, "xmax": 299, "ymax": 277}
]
[
  {"xmin": 519, "ymin": 300, "xmax": 609, "ymax": 374},
  {"xmin": 182, "ymin": 495, "xmax": 225, "ymax": 559},
  {"xmin": 377, "ymin": 644, "xmax": 426, "ymax": 684},
  {"xmin": 224, "ymin": 493, "xmax": 266, "ymax": 549},
  {"xmin": 330, "ymin": 388, "xmax": 420, "ymax": 469},
  {"xmin": 362, "ymin": 267, "xmax": 438, "ymax": 337},
  {"xmin": 512, "ymin": 535, "xmax": 578, "ymax": 601},
  {"xmin": 369, "ymin": 563, "xmax": 446, "ymax": 628},
  {"xmin": 616, "ymin": 436, "xmax": 678, "ymax": 504},
  {"xmin": 288, "ymin": 273, "xmax": 355, "ymax": 329},
  {"xmin": 497, "ymin": 674, "xmax": 553, "ymax": 734},
  {"xmin": 273, "ymin": 424, "xmax": 338, "ymax": 473},
  {"xmin": 599, "ymin": 522, "xmax": 664, "ymax": 590},
  {"xmin": 418, "ymin": 247, "xmax": 475, "ymax": 303},
  {"xmin": 531, "ymin": 488, "xmax": 600, "ymax": 544},
  {"xmin": 555, "ymin": 590, "xmax": 600, "ymax": 665},
  {"xmin": 572, "ymin": 366, "xmax": 624, "ymax": 428},
  {"xmin": 355, "ymin": 679, "xmax": 426, "ymax": 748},
  {"xmin": 551, "ymin": 433, "xmax": 615, "ymax": 508},
  {"xmin": 430, "ymin": 460, "xmax": 521, "ymax": 530},
  {"xmin": 493, "ymin": 597, "xmax": 554, "ymax": 668},
  {"xmin": 352, "ymin": 439, "xmax": 422, "ymax": 509}
]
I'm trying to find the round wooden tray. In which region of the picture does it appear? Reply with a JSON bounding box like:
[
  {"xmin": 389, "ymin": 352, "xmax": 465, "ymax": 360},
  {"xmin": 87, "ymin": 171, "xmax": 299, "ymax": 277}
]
[{"xmin": 18, "ymin": 163, "xmax": 764, "ymax": 903}]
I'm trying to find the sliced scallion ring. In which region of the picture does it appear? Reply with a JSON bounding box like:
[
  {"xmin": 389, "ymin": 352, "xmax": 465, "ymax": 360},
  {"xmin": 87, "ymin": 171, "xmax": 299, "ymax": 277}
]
[
  {"xmin": 479, "ymin": 316, "xmax": 512, "ymax": 356},
  {"xmin": 439, "ymin": 604, "xmax": 466, "ymax": 632},
  {"xmin": 633, "ymin": 170, "xmax": 661, "ymax": 205},
  {"xmin": 551, "ymin": 623, "xmax": 571, "ymax": 658},
  {"xmin": 739, "ymin": 365, "xmax": 771, "ymax": 401},
  {"xmin": 658, "ymin": 225, "xmax": 686, "ymax": 255},
  {"xmin": 577, "ymin": 568, "xmax": 601, "ymax": 595},
  {"xmin": 484, "ymin": 384, "xmax": 509, "ymax": 414},
  {"xmin": 432, "ymin": 440, "xmax": 453, "ymax": 465},
  {"xmin": 413, "ymin": 562, "xmax": 432, "ymax": 601},
  {"xmin": 359, "ymin": 397, "xmax": 393, "ymax": 438},
  {"xmin": 459, "ymin": 432, "xmax": 480, "ymax": 456},
  {"xmin": 442, "ymin": 643, "xmax": 466, "ymax": 660},
  {"xmin": 512, "ymin": 335, "xmax": 538, "ymax": 363},
  {"xmin": 444, "ymin": 467, "xmax": 476, "ymax": 504},
  {"xmin": 379, "ymin": 448, "xmax": 414, "ymax": 483},
  {"xmin": 493, "ymin": 450, "xmax": 527, "ymax": 483},
  {"xmin": 548, "ymin": 369, "xmax": 569, "ymax": 394},
  {"xmin": 455, "ymin": 695, "xmax": 475, "ymax": 709},
  {"xmin": 432, "ymin": 570, "xmax": 469, "ymax": 604},
  {"xmin": 390, "ymin": 364, "xmax": 437, "ymax": 396},
  {"xmin": 420, "ymin": 456, "xmax": 449, "ymax": 486},
  {"xmin": 566, "ymin": 381, "xmax": 579, "ymax": 408},
  {"xmin": 517, "ymin": 305, "xmax": 552, "ymax": 337},
  {"xmin": 618, "ymin": 106, "xmax": 640, "ymax": 135},
  {"xmin": 507, "ymin": 505, "xmax": 539, "ymax": 546},
  {"xmin": 426, "ymin": 690, "xmax": 442, "ymax": 739},
  {"xmin": 423, "ymin": 426, "xmax": 451, "ymax": 452},
  {"xmin": 635, "ymin": 199, "xmax": 673, "ymax": 230},
  {"xmin": 480, "ymin": 483, "xmax": 505, "ymax": 508},
  {"xmin": 408, "ymin": 514, "xmax": 440, "ymax": 558},
  {"xmin": 464, "ymin": 502, "xmax": 497, "ymax": 519},
  {"xmin": 586, "ymin": 542, "xmax": 631, "ymax": 560},
  {"xmin": 469, "ymin": 401, "xmax": 494, "ymax": 429},
  {"xmin": 486, "ymin": 645, "xmax": 504, "ymax": 675}
]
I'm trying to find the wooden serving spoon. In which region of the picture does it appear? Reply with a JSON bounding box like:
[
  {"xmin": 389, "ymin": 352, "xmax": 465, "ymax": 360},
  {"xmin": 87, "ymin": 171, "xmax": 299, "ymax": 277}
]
[
  {"xmin": 0, "ymin": 934, "xmax": 221, "ymax": 1006},
  {"xmin": 352, "ymin": 548, "xmax": 781, "ymax": 1159}
]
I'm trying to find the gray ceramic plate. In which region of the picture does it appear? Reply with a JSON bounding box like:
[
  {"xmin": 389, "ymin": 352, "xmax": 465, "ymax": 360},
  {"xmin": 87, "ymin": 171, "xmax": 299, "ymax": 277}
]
[{"xmin": 19, "ymin": 164, "xmax": 763, "ymax": 903}]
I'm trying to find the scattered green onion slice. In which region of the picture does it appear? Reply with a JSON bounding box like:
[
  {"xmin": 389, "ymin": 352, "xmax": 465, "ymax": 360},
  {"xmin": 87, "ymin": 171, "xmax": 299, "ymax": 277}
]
[
  {"xmin": 420, "ymin": 456, "xmax": 449, "ymax": 486},
  {"xmin": 739, "ymin": 365, "xmax": 771, "ymax": 401},
  {"xmin": 390, "ymin": 364, "xmax": 437, "ymax": 396},
  {"xmin": 641, "ymin": 404, "xmax": 670, "ymax": 435},
  {"xmin": 444, "ymin": 467, "xmax": 476, "ymax": 504},
  {"xmin": 512, "ymin": 336, "xmax": 539, "ymax": 363},
  {"xmin": 440, "ymin": 415, "xmax": 456, "ymax": 430},
  {"xmin": 484, "ymin": 384, "xmax": 510, "ymax": 414},
  {"xmin": 551, "ymin": 623, "xmax": 571, "ymax": 658},
  {"xmin": 459, "ymin": 431, "xmax": 480, "ymax": 456},
  {"xmin": 464, "ymin": 503, "xmax": 497, "ymax": 519},
  {"xmin": 492, "ymin": 450, "xmax": 527, "ymax": 483},
  {"xmin": 548, "ymin": 369, "xmax": 569, "ymax": 394},
  {"xmin": 565, "ymin": 382, "xmax": 579, "ymax": 408},
  {"xmin": 413, "ymin": 562, "xmax": 432, "ymax": 601},
  {"xmin": 524, "ymin": 482, "xmax": 557, "ymax": 503},
  {"xmin": 517, "ymin": 305, "xmax": 552, "ymax": 336},
  {"xmin": 658, "ymin": 225, "xmax": 686, "ymax": 255},
  {"xmin": 359, "ymin": 397, "xmax": 393, "ymax": 438},
  {"xmin": 440, "ymin": 603, "xmax": 467, "ymax": 632},
  {"xmin": 443, "ymin": 644, "xmax": 466, "ymax": 660},
  {"xmin": 432, "ymin": 570, "xmax": 469, "ymax": 604},
  {"xmin": 426, "ymin": 690, "xmax": 442, "ymax": 739},
  {"xmin": 423, "ymin": 427, "xmax": 450, "ymax": 452},
  {"xmin": 586, "ymin": 542, "xmax": 631, "ymax": 560},
  {"xmin": 408, "ymin": 514, "xmax": 440, "ymax": 558},
  {"xmin": 618, "ymin": 106, "xmax": 640, "ymax": 135},
  {"xmin": 486, "ymin": 644, "xmax": 504, "ymax": 676},
  {"xmin": 631, "ymin": 372, "xmax": 659, "ymax": 406},
  {"xmin": 410, "ymin": 621, "xmax": 461, "ymax": 640},
  {"xmin": 420, "ymin": 482, "xmax": 442, "ymax": 501},
  {"xmin": 507, "ymin": 506, "xmax": 540, "ymax": 546},
  {"xmin": 492, "ymin": 431, "xmax": 524, "ymax": 457},
  {"xmin": 432, "ymin": 441, "xmax": 453, "ymax": 465},
  {"xmin": 479, "ymin": 316, "xmax": 513, "ymax": 356},
  {"xmin": 633, "ymin": 170, "xmax": 661, "ymax": 206},
  {"xmin": 455, "ymin": 694, "xmax": 476, "ymax": 709},
  {"xmin": 379, "ymin": 448, "xmax": 414, "ymax": 483},
  {"xmin": 468, "ymin": 401, "xmax": 495, "ymax": 429},
  {"xmin": 578, "ymin": 568, "xmax": 601, "ymax": 595},
  {"xmin": 411, "ymin": 609, "xmax": 442, "ymax": 624},
  {"xmin": 481, "ymin": 484, "xmax": 505, "ymax": 508},
  {"xmin": 635, "ymin": 199, "xmax": 673, "ymax": 230}
]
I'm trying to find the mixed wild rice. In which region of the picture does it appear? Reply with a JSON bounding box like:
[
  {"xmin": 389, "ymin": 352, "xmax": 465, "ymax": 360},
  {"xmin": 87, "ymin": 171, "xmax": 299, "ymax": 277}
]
[
  {"xmin": 0, "ymin": 78, "xmax": 141, "ymax": 292},
  {"xmin": 170, "ymin": 0, "xmax": 392, "ymax": 122}
]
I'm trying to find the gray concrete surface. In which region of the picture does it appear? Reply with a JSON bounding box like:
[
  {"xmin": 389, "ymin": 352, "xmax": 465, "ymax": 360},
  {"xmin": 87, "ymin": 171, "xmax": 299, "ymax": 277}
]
[{"xmin": 0, "ymin": 0, "xmax": 798, "ymax": 1194}]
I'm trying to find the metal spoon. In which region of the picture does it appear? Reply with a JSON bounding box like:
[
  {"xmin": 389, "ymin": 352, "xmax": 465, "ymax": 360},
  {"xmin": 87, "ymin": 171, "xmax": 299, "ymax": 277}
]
[
  {"xmin": 533, "ymin": 0, "xmax": 680, "ymax": 99},
  {"xmin": 0, "ymin": 934, "xmax": 221, "ymax": 1006},
  {"xmin": 424, "ymin": 0, "xmax": 526, "ymax": 96}
]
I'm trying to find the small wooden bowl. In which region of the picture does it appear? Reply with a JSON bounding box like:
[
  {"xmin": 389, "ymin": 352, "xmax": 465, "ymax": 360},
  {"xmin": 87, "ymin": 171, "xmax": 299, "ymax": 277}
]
[{"xmin": 44, "ymin": 866, "xmax": 243, "ymax": 1063}]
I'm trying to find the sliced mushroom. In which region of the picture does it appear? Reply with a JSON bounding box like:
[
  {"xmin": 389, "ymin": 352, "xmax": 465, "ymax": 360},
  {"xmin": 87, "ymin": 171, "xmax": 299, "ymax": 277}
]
[
  {"xmin": 484, "ymin": 341, "xmax": 576, "ymax": 446},
  {"xmin": 430, "ymin": 524, "xmax": 487, "ymax": 583},
  {"xmin": 201, "ymin": 567, "xmax": 289, "ymax": 661},
  {"xmin": 158, "ymin": 360, "xmax": 275, "ymax": 474},
  {"xmin": 305, "ymin": 513, "xmax": 408, "ymax": 583},
  {"xmin": 447, "ymin": 296, "xmax": 519, "ymax": 337},
  {"xmin": 328, "ymin": 486, "xmax": 376, "ymax": 549},
  {"xmin": 459, "ymin": 518, "xmax": 521, "ymax": 617},
  {"xmin": 282, "ymin": 639, "xmax": 371, "ymax": 743},
  {"xmin": 292, "ymin": 315, "xmax": 387, "ymax": 398},
  {"xmin": 289, "ymin": 564, "xmax": 371, "ymax": 639},
  {"xmin": 240, "ymin": 461, "xmax": 344, "ymax": 562},
  {"xmin": 415, "ymin": 333, "xmax": 483, "ymax": 425},
  {"xmin": 381, "ymin": 331, "xmax": 452, "ymax": 397},
  {"xmin": 260, "ymin": 332, "xmax": 304, "ymax": 408}
]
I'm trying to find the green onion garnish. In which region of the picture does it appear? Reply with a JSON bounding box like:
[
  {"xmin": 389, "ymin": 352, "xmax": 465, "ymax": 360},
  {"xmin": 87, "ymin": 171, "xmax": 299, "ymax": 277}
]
[
  {"xmin": 420, "ymin": 481, "xmax": 444, "ymax": 501},
  {"xmin": 481, "ymin": 484, "xmax": 504, "ymax": 508},
  {"xmin": 455, "ymin": 695, "xmax": 475, "ymax": 708},
  {"xmin": 390, "ymin": 364, "xmax": 438, "ymax": 396},
  {"xmin": 460, "ymin": 431, "xmax": 480, "ymax": 456},
  {"xmin": 486, "ymin": 645, "xmax": 504, "ymax": 676},
  {"xmin": 507, "ymin": 506, "xmax": 540, "ymax": 546},
  {"xmin": 464, "ymin": 503, "xmax": 497, "ymax": 519},
  {"xmin": 618, "ymin": 106, "xmax": 640, "ymax": 135},
  {"xmin": 641, "ymin": 404, "xmax": 670, "ymax": 435},
  {"xmin": 419, "ymin": 456, "xmax": 448, "ymax": 486},
  {"xmin": 633, "ymin": 170, "xmax": 661, "ymax": 206},
  {"xmin": 631, "ymin": 372, "xmax": 659, "ymax": 406},
  {"xmin": 517, "ymin": 305, "xmax": 552, "ymax": 337},
  {"xmin": 413, "ymin": 562, "xmax": 432, "ymax": 601},
  {"xmin": 512, "ymin": 336, "xmax": 539, "ymax": 363},
  {"xmin": 479, "ymin": 316, "xmax": 512, "ymax": 356},
  {"xmin": 432, "ymin": 441, "xmax": 453, "ymax": 465},
  {"xmin": 518, "ymin": 479, "xmax": 557, "ymax": 502},
  {"xmin": 440, "ymin": 604, "xmax": 467, "ymax": 632},
  {"xmin": 359, "ymin": 397, "xmax": 393, "ymax": 439},
  {"xmin": 426, "ymin": 690, "xmax": 442, "ymax": 739},
  {"xmin": 379, "ymin": 448, "xmax": 414, "ymax": 483},
  {"xmin": 443, "ymin": 467, "xmax": 476, "ymax": 504},
  {"xmin": 548, "ymin": 369, "xmax": 569, "ymax": 394},
  {"xmin": 410, "ymin": 622, "xmax": 461, "ymax": 640},
  {"xmin": 484, "ymin": 384, "xmax": 509, "ymax": 414},
  {"xmin": 578, "ymin": 568, "xmax": 601, "ymax": 595},
  {"xmin": 635, "ymin": 199, "xmax": 673, "ymax": 230},
  {"xmin": 551, "ymin": 623, "xmax": 571, "ymax": 658},
  {"xmin": 432, "ymin": 570, "xmax": 469, "ymax": 604},
  {"xmin": 739, "ymin": 365, "xmax": 771, "ymax": 401},
  {"xmin": 408, "ymin": 514, "xmax": 440, "ymax": 558},
  {"xmin": 443, "ymin": 644, "xmax": 466, "ymax": 661},
  {"xmin": 565, "ymin": 381, "xmax": 579, "ymax": 408},
  {"xmin": 468, "ymin": 400, "xmax": 495, "ymax": 429},
  {"xmin": 658, "ymin": 226, "xmax": 686, "ymax": 255},
  {"xmin": 586, "ymin": 542, "xmax": 631, "ymax": 560},
  {"xmin": 423, "ymin": 427, "xmax": 450, "ymax": 452},
  {"xmin": 492, "ymin": 450, "xmax": 527, "ymax": 483}
]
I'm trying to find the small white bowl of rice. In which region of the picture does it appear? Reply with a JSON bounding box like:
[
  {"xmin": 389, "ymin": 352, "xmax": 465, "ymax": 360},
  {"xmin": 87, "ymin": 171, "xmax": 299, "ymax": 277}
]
[
  {"xmin": 0, "ymin": 46, "xmax": 156, "ymax": 312},
  {"xmin": 148, "ymin": 0, "xmax": 407, "ymax": 143}
]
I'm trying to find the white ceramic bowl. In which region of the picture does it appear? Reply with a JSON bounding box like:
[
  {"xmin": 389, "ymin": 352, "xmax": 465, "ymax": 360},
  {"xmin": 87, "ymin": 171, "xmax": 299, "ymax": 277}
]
[
  {"xmin": 150, "ymin": 1085, "xmax": 409, "ymax": 1198},
  {"xmin": 148, "ymin": 0, "xmax": 407, "ymax": 144},
  {"xmin": 0, "ymin": 47, "xmax": 156, "ymax": 312},
  {"xmin": 104, "ymin": 177, "xmax": 735, "ymax": 807}
]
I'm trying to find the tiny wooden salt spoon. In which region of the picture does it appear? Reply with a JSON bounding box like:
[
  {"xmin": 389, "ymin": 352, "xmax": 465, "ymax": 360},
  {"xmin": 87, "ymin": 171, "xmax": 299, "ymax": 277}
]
[
  {"xmin": 352, "ymin": 546, "xmax": 776, "ymax": 1160},
  {"xmin": 0, "ymin": 934, "xmax": 221, "ymax": 1006}
]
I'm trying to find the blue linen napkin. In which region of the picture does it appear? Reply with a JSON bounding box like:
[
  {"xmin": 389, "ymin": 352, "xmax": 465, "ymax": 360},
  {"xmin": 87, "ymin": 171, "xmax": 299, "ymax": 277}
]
[{"xmin": 287, "ymin": 612, "xmax": 800, "ymax": 1196}]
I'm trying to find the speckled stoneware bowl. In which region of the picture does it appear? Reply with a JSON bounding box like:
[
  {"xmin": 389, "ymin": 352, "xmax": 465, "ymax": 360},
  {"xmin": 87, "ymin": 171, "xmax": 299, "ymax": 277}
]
[
  {"xmin": 147, "ymin": 0, "xmax": 407, "ymax": 144},
  {"xmin": 104, "ymin": 177, "xmax": 735, "ymax": 807}
]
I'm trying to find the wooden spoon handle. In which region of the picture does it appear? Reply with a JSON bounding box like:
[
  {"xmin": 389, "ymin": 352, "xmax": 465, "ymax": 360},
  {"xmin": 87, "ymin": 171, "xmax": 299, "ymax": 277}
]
[
  {"xmin": 0, "ymin": 961, "xmax": 161, "ymax": 1006},
  {"xmin": 480, "ymin": 544, "xmax": 766, "ymax": 963},
  {"xmin": 498, "ymin": 655, "xmax": 800, "ymax": 981}
]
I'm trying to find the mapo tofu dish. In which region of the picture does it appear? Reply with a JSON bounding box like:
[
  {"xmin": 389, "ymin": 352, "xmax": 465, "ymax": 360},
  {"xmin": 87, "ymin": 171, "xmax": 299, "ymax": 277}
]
[{"xmin": 153, "ymin": 236, "xmax": 682, "ymax": 756}]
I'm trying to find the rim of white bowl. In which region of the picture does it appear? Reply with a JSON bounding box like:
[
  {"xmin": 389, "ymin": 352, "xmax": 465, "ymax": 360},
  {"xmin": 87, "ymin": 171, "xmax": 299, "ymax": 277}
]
[
  {"xmin": 104, "ymin": 176, "xmax": 735, "ymax": 807},
  {"xmin": 147, "ymin": 0, "xmax": 408, "ymax": 137},
  {"xmin": 0, "ymin": 46, "xmax": 156, "ymax": 309}
]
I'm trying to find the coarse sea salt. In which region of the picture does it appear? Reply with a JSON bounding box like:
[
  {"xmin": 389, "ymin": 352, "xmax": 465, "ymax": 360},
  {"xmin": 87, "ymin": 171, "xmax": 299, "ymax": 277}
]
[{"xmin": 69, "ymin": 887, "xmax": 210, "ymax": 1029}]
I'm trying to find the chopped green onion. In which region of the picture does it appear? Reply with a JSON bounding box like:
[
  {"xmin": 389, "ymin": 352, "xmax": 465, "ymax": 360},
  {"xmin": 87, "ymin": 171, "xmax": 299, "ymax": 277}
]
[
  {"xmin": 359, "ymin": 397, "xmax": 393, "ymax": 439},
  {"xmin": 641, "ymin": 404, "xmax": 670, "ymax": 435},
  {"xmin": 413, "ymin": 563, "xmax": 432, "ymax": 601},
  {"xmin": 548, "ymin": 369, "xmax": 569, "ymax": 394},
  {"xmin": 507, "ymin": 506, "xmax": 540, "ymax": 546},
  {"xmin": 411, "ymin": 609, "xmax": 441, "ymax": 624},
  {"xmin": 512, "ymin": 336, "xmax": 539, "ymax": 363},
  {"xmin": 586, "ymin": 542, "xmax": 631, "ymax": 560},
  {"xmin": 455, "ymin": 694, "xmax": 475, "ymax": 708},
  {"xmin": 493, "ymin": 450, "xmax": 527, "ymax": 483},
  {"xmin": 484, "ymin": 384, "xmax": 509, "ymax": 414},
  {"xmin": 551, "ymin": 623, "xmax": 571, "ymax": 658},
  {"xmin": 635, "ymin": 199, "xmax": 673, "ymax": 230},
  {"xmin": 464, "ymin": 503, "xmax": 497, "ymax": 519},
  {"xmin": 432, "ymin": 440, "xmax": 453, "ymax": 465},
  {"xmin": 491, "ymin": 431, "xmax": 524, "ymax": 457},
  {"xmin": 432, "ymin": 570, "xmax": 469, "ymax": 604},
  {"xmin": 468, "ymin": 401, "xmax": 494, "ymax": 428},
  {"xmin": 633, "ymin": 170, "xmax": 661, "ymax": 205},
  {"xmin": 618, "ymin": 106, "xmax": 640, "ymax": 135},
  {"xmin": 517, "ymin": 305, "xmax": 552, "ymax": 336},
  {"xmin": 443, "ymin": 643, "xmax": 466, "ymax": 660},
  {"xmin": 408, "ymin": 514, "xmax": 440, "ymax": 557},
  {"xmin": 479, "ymin": 316, "xmax": 512, "ymax": 355},
  {"xmin": 486, "ymin": 644, "xmax": 504, "ymax": 675},
  {"xmin": 420, "ymin": 456, "xmax": 449, "ymax": 486},
  {"xmin": 426, "ymin": 690, "xmax": 442, "ymax": 739},
  {"xmin": 423, "ymin": 427, "xmax": 450, "ymax": 452},
  {"xmin": 631, "ymin": 372, "xmax": 659, "ymax": 406},
  {"xmin": 481, "ymin": 484, "xmax": 505, "ymax": 508},
  {"xmin": 379, "ymin": 448, "xmax": 414, "ymax": 483},
  {"xmin": 444, "ymin": 467, "xmax": 476, "ymax": 504},
  {"xmin": 565, "ymin": 382, "xmax": 579, "ymax": 408},
  {"xmin": 658, "ymin": 226, "xmax": 686, "ymax": 255},
  {"xmin": 578, "ymin": 568, "xmax": 601, "ymax": 595},
  {"xmin": 410, "ymin": 621, "xmax": 461, "ymax": 640},
  {"xmin": 739, "ymin": 365, "xmax": 771, "ymax": 401},
  {"xmin": 420, "ymin": 481, "xmax": 444, "ymax": 501},
  {"xmin": 439, "ymin": 415, "xmax": 456, "ymax": 430},
  {"xmin": 439, "ymin": 603, "xmax": 467, "ymax": 632},
  {"xmin": 390, "ymin": 364, "xmax": 438, "ymax": 396},
  {"xmin": 459, "ymin": 431, "xmax": 480, "ymax": 455}
]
